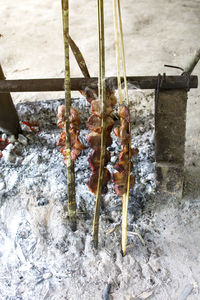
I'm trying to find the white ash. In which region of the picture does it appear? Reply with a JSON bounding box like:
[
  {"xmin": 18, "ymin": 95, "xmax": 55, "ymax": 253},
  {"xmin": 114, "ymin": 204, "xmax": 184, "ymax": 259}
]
[{"xmin": 0, "ymin": 94, "xmax": 160, "ymax": 299}]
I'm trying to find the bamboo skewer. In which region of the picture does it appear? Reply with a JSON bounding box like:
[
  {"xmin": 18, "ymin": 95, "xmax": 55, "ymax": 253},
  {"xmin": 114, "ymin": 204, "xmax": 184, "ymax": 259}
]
[
  {"xmin": 97, "ymin": 0, "xmax": 102, "ymax": 98},
  {"xmin": 113, "ymin": 1, "xmax": 123, "ymax": 106},
  {"xmin": 61, "ymin": 0, "xmax": 77, "ymax": 231},
  {"xmin": 93, "ymin": 0, "xmax": 107, "ymax": 249},
  {"xmin": 113, "ymin": 0, "xmax": 133, "ymax": 256},
  {"xmin": 117, "ymin": 0, "xmax": 132, "ymax": 257}
]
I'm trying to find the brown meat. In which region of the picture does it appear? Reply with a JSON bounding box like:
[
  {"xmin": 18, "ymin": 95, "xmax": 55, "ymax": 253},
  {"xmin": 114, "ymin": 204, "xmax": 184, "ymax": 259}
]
[
  {"xmin": 57, "ymin": 105, "xmax": 86, "ymax": 163},
  {"xmin": 87, "ymin": 132, "xmax": 112, "ymax": 149},
  {"xmin": 88, "ymin": 149, "xmax": 111, "ymax": 171},
  {"xmin": 57, "ymin": 105, "xmax": 65, "ymax": 128},
  {"xmin": 86, "ymin": 115, "xmax": 114, "ymax": 133},
  {"xmin": 91, "ymin": 99, "xmax": 113, "ymax": 117},
  {"xmin": 119, "ymin": 146, "xmax": 139, "ymax": 161},
  {"xmin": 114, "ymin": 119, "xmax": 129, "ymax": 145},
  {"xmin": 114, "ymin": 160, "xmax": 133, "ymax": 173},
  {"xmin": 80, "ymin": 88, "xmax": 97, "ymax": 103},
  {"xmin": 86, "ymin": 115, "xmax": 102, "ymax": 133},
  {"xmin": 69, "ymin": 107, "xmax": 81, "ymax": 127},
  {"xmin": 113, "ymin": 173, "xmax": 135, "ymax": 196},
  {"xmin": 86, "ymin": 90, "xmax": 117, "ymax": 195},
  {"xmin": 119, "ymin": 106, "xmax": 130, "ymax": 122},
  {"xmin": 87, "ymin": 168, "xmax": 111, "ymax": 195}
]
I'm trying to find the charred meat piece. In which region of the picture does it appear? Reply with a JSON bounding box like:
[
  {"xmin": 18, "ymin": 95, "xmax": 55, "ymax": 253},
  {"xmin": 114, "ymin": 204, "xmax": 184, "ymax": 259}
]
[
  {"xmin": 88, "ymin": 149, "xmax": 111, "ymax": 171},
  {"xmin": 80, "ymin": 88, "xmax": 97, "ymax": 103},
  {"xmin": 114, "ymin": 160, "xmax": 133, "ymax": 173},
  {"xmin": 112, "ymin": 105, "xmax": 138, "ymax": 196},
  {"xmin": 86, "ymin": 90, "xmax": 116, "ymax": 195},
  {"xmin": 57, "ymin": 105, "xmax": 86, "ymax": 163},
  {"xmin": 119, "ymin": 146, "xmax": 139, "ymax": 161},
  {"xmin": 119, "ymin": 106, "xmax": 130, "ymax": 122},
  {"xmin": 87, "ymin": 132, "xmax": 112, "ymax": 150},
  {"xmin": 57, "ymin": 105, "xmax": 66, "ymax": 128},
  {"xmin": 114, "ymin": 120, "xmax": 129, "ymax": 145},
  {"xmin": 91, "ymin": 99, "xmax": 113, "ymax": 117},
  {"xmin": 113, "ymin": 172, "xmax": 135, "ymax": 196},
  {"xmin": 86, "ymin": 115, "xmax": 102, "ymax": 133},
  {"xmin": 87, "ymin": 168, "xmax": 111, "ymax": 195},
  {"xmin": 86, "ymin": 115, "xmax": 114, "ymax": 133},
  {"xmin": 69, "ymin": 107, "xmax": 81, "ymax": 129}
]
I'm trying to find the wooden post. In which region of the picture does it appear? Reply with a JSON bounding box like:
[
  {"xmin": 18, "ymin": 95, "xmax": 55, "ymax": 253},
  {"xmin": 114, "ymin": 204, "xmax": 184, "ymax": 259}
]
[
  {"xmin": 0, "ymin": 64, "xmax": 21, "ymax": 135},
  {"xmin": 155, "ymin": 90, "xmax": 187, "ymax": 198}
]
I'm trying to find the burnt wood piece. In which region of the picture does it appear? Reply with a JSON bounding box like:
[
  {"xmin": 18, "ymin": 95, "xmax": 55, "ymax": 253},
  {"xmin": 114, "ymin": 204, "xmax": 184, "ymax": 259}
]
[
  {"xmin": 0, "ymin": 75, "xmax": 198, "ymax": 93},
  {"xmin": 0, "ymin": 64, "xmax": 21, "ymax": 135},
  {"xmin": 155, "ymin": 90, "xmax": 187, "ymax": 198}
]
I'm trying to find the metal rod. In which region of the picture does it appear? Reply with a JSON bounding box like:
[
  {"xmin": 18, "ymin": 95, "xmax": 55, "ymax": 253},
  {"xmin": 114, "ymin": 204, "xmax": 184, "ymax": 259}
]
[{"xmin": 0, "ymin": 76, "xmax": 197, "ymax": 93}]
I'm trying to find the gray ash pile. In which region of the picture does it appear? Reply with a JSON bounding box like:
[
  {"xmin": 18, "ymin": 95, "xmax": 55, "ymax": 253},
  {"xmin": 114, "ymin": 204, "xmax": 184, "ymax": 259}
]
[
  {"xmin": 0, "ymin": 93, "xmax": 156, "ymax": 299},
  {"xmin": 0, "ymin": 94, "xmax": 155, "ymax": 217}
]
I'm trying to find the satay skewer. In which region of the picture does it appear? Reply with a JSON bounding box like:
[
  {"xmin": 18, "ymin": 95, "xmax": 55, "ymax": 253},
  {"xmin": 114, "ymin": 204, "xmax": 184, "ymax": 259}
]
[
  {"xmin": 61, "ymin": 0, "xmax": 77, "ymax": 231},
  {"xmin": 113, "ymin": 0, "xmax": 136, "ymax": 256},
  {"xmin": 92, "ymin": 0, "xmax": 107, "ymax": 250}
]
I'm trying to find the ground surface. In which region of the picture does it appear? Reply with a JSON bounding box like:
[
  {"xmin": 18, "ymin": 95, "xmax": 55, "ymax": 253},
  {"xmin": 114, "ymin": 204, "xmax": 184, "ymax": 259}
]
[{"xmin": 0, "ymin": 0, "xmax": 200, "ymax": 299}]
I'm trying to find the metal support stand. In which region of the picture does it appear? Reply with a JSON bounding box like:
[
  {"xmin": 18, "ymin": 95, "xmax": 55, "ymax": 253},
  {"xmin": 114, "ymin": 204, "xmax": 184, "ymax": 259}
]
[
  {"xmin": 0, "ymin": 64, "xmax": 21, "ymax": 135},
  {"xmin": 155, "ymin": 88, "xmax": 187, "ymax": 198}
]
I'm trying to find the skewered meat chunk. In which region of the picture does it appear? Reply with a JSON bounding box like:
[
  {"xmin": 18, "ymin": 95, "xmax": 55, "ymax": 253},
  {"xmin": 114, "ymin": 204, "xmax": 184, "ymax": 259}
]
[
  {"xmin": 113, "ymin": 174, "xmax": 135, "ymax": 196},
  {"xmin": 57, "ymin": 105, "xmax": 66, "ymax": 128},
  {"xmin": 114, "ymin": 160, "xmax": 133, "ymax": 173},
  {"xmin": 57, "ymin": 105, "xmax": 86, "ymax": 164},
  {"xmin": 87, "ymin": 168, "xmax": 111, "ymax": 195},
  {"xmin": 86, "ymin": 115, "xmax": 114, "ymax": 133},
  {"xmin": 112, "ymin": 105, "xmax": 138, "ymax": 196},
  {"xmin": 87, "ymin": 132, "xmax": 112, "ymax": 150},
  {"xmin": 86, "ymin": 115, "xmax": 102, "ymax": 133},
  {"xmin": 91, "ymin": 99, "xmax": 114, "ymax": 117},
  {"xmin": 119, "ymin": 146, "xmax": 139, "ymax": 161},
  {"xmin": 88, "ymin": 149, "xmax": 111, "ymax": 171},
  {"xmin": 80, "ymin": 88, "xmax": 98, "ymax": 103},
  {"xmin": 86, "ymin": 90, "xmax": 116, "ymax": 195}
]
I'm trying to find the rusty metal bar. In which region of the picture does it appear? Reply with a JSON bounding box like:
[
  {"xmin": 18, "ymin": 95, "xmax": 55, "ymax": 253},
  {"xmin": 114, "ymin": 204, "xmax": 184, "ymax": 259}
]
[{"xmin": 0, "ymin": 75, "xmax": 198, "ymax": 93}]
